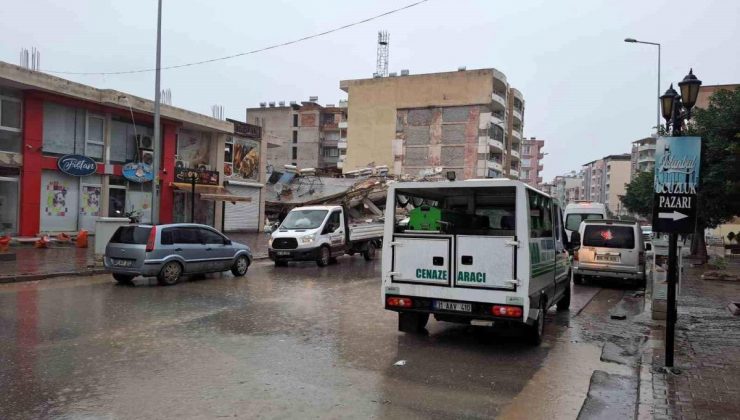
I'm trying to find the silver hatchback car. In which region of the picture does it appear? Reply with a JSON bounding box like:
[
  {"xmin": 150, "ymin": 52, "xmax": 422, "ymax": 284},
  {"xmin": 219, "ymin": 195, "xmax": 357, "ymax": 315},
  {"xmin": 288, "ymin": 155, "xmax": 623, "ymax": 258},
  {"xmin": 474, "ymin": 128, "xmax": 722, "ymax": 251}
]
[{"xmin": 104, "ymin": 223, "xmax": 252, "ymax": 286}]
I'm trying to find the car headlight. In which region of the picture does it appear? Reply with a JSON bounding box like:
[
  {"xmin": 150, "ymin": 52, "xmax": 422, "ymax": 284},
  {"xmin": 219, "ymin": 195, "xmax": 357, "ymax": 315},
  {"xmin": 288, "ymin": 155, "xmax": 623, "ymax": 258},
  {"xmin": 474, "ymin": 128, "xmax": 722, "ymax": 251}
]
[{"xmin": 299, "ymin": 234, "xmax": 316, "ymax": 244}]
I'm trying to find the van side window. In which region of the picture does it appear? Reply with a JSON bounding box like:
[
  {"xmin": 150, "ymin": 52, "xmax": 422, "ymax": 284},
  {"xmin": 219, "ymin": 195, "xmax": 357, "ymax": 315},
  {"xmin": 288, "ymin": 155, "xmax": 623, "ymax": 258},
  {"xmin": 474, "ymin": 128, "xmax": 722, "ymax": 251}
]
[{"xmin": 528, "ymin": 190, "xmax": 553, "ymax": 238}]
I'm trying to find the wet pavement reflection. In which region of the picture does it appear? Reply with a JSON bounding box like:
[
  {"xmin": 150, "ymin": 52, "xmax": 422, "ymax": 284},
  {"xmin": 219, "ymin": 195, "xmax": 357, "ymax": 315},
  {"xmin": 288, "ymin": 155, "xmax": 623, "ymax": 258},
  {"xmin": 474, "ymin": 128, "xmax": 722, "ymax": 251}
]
[{"xmin": 0, "ymin": 257, "xmax": 630, "ymax": 419}]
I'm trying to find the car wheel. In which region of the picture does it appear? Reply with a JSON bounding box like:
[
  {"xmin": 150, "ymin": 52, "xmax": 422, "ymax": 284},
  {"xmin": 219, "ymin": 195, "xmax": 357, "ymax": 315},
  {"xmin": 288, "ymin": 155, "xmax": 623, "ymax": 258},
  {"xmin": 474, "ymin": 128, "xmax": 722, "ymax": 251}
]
[
  {"xmin": 112, "ymin": 273, "xmax": 135, "ymax": 285},
  {"xmin": 363, "ymin": 241, "xmax": 377, "ymax": 261},
  {"xmin": 527, "ymin": 298, "xmax": 546, "ymax": 345},
  {"xmin": 573, "ymin": 273, "xmax": 584, "ymax": 285},
  {"xmin": 157, "ymin": 261, "xmax": 183, "ymax": 286},
  {"xmin": 398, "ymin": 312, "xmax": 429, "ymax": 333},
  {"xmin": 316, "ymin": 246, "xmax": 331, "ymax": 267},
  {"xmin": 231, "ymin": 255, "xmax": 249, "ymax": 277},
  {"xmin": 557, "ymin": 274, "xmax": 571, "ymax": 311}
]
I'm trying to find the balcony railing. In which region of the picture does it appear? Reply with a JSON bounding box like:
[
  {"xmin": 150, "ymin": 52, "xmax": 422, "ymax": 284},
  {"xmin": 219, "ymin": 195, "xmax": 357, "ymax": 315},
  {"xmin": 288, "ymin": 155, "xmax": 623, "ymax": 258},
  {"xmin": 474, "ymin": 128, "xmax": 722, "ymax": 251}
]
[
  {"xmin": 512, "ymin": 129, "xmax": 521, "ymax": 140},
  {"xmin": 492, "ymin": 91, "xmax": 507, "ymax": 108},
  {"xmin": 487, "ymin": 159, "xmax": 503, "ymax": 172},
  {"xmin": 488, "ymin": 138, "xmax": 504, "ymax": 151},
  {"xmin": 509, "ymin": 168, "xmax": 519, "ymax": 178},
  {"xmin": 338, "ymin": 121, "xmax": 348, "ymax": 129},
  {"xmin": 510, "ymin": 149, "xmax": 520, "ymax": 160},
  {"xmin": 338, "ymin": 139, "xmax": 348, "ymax": 149},
  {"xmin": 512, "ymin": 108, "xmax": 523, "ymax": 122},
  {"xmin": 638, "ymin": 143, "xmax": 656, "ymax": 152}
]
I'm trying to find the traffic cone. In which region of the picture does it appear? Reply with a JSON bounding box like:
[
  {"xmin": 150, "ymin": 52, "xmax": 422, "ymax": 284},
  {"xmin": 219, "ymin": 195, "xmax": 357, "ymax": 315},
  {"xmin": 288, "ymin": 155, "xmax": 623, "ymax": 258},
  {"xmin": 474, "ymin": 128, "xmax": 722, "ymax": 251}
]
[
  {"xmin": 56, "ymin": 232, "xmax": 71, "ymax": 243},
  {"xmin": 76, "ymin": 230, "xmax": 88, "ymax": 248}
]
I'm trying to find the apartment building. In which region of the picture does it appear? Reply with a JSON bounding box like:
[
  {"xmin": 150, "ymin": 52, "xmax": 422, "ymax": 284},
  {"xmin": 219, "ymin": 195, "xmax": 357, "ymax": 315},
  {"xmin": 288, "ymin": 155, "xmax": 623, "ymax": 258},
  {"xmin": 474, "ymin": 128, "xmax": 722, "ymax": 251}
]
[
  {"xmin": 520, "ymin": 137, "xmax": 545, "ymax": 187},
  {"xmin": 582, "ymin": 154, "xmax": 631, "ymax": 215},
  {"xmin": 630, "ymin": 136, "xmax": 657, "ymax": 179},
  {"xmin": 247, "ymin": 99, "xmax": 347, "ymax": 173},
  {"xmin": 549, "ymin": 171, "xmax": 583, "ymax": 206},
  {"xmin": 339, "ymin": 68, "xmax": 524, "ymax": 179}
]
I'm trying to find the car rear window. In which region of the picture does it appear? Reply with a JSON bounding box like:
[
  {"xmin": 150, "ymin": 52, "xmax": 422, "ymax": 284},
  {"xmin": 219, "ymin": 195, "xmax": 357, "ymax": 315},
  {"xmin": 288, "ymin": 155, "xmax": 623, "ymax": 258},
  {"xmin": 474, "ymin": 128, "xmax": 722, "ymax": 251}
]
[
  {"xmin": 583, "ymin": 225, "xmax": 635, "ymax": 249},
  {"xmin": 110, "ymin": 226, "xmax": 152, "ymax": 244}
]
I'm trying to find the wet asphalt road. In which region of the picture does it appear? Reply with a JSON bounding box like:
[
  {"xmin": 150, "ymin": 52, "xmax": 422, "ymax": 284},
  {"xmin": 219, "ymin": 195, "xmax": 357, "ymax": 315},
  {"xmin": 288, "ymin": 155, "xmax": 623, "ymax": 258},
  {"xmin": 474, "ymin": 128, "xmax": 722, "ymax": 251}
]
[{"xmin": 0, "ymin": 257, "xmax": 633, "ymax": 419}]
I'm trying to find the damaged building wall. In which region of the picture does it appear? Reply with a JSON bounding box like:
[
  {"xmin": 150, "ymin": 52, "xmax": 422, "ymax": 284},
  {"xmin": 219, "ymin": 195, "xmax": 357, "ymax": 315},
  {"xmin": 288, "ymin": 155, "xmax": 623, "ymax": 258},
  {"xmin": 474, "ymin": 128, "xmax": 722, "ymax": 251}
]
[{"xmin": 395, "ymin": 105, "xmax": 484, "ymax": 179}]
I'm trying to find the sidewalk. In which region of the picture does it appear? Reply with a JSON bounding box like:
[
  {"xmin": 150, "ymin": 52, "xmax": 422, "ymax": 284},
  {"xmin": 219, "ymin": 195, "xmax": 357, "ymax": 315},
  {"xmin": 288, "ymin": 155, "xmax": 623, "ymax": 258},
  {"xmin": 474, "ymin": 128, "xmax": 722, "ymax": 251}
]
[
  {"xmin": 639, "ymin": 258, "xmax": 740, "ymax": 420},
  {"xmin": 0, "ymin": 232, "xmax": 270, "ymax": 283}
]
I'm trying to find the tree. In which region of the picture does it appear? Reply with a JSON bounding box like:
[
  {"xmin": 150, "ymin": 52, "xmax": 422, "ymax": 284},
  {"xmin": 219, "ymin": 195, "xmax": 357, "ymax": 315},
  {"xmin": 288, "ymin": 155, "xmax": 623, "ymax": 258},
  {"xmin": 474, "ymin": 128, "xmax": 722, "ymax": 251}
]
[
  {"xmin": 621, "ymin": 169, "xmax": 654, "ymax": 219},
  {"xmin": 688, "ymin": 87, "xmax": 740, "ymax": 261}
]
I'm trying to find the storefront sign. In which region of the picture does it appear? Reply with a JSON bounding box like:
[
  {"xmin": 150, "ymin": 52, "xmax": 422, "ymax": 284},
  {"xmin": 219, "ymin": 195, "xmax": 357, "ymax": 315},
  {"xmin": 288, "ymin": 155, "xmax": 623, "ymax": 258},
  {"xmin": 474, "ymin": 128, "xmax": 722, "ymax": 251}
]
[
  {"xmin": 226, "ymin": 136, "xmax": 260, "ymax": 181},
  {"xmin": 174, "ymin": 167, "xmax": 219, "ymax": 186},
  {"xmin": 57, "ymin": 154, "xmax": 97, "ymax": 176},
  {"xmin": 122, "ymin": 162, "xmax": 154, "ymax": 183}
]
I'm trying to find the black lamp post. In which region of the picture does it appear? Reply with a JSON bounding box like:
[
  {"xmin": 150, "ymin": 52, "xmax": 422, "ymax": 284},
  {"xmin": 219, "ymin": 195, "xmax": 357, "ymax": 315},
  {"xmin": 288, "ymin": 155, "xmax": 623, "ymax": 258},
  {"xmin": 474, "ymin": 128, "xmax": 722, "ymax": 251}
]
[
  {"xmin": 657, "ymin": 68, "xmax": 702, "ymax": 370},
  {"xmin": 660, "ymin": 69, "xmax": 702, "ymax": 136}
]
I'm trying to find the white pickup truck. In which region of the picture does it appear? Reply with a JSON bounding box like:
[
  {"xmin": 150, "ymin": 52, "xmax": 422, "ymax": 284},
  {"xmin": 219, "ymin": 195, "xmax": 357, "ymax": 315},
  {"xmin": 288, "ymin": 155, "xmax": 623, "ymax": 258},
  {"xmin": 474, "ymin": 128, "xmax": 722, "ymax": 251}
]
[{"xmin": 268, "ymin": 205, "xmax": 384, "ymax": 267}]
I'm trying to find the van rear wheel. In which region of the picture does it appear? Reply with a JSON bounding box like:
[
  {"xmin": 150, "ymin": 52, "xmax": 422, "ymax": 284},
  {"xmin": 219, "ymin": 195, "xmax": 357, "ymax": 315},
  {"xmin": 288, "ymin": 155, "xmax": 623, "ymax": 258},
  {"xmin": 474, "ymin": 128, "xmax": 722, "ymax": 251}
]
[
  {"xmin": 527, "ymin": 299, "xmax": 546, "ymax": 345},
  {"xmin": 557, "ymin": 276, "xmax": 571, "ymax": 311},
  {"xmin": 363, "ymin": 242, "xmax": 377, "ymax": 261},
  {"xmin": 157, "ymin": 261, "xmax": 182, "ymax": 286},
  {"xmin": 398, "ymin": 312, "xmax": 429, "ymax": 333}
]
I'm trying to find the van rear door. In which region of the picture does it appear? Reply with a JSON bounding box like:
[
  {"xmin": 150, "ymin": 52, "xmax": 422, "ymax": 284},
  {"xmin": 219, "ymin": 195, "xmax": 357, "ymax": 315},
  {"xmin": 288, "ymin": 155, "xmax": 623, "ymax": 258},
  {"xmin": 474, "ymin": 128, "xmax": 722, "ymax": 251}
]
[
  {"xmin": 391, "ymin": 235, "xmax": 451, "ymax": 285},
  {"xmin": 581, "ymin": 224, "xmax": 638, "ymax": 270},
  {"xmin": 455, "ymin": 235, "xmax": 516, "ymax": 289}
]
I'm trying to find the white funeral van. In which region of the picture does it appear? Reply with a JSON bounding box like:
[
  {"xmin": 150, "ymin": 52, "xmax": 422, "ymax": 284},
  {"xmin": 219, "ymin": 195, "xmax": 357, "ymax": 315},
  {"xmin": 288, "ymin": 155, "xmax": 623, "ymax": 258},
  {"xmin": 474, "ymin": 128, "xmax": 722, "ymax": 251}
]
[{"xmin": 381, "ymin": 179, "xmax": 571, "ymax": 345}]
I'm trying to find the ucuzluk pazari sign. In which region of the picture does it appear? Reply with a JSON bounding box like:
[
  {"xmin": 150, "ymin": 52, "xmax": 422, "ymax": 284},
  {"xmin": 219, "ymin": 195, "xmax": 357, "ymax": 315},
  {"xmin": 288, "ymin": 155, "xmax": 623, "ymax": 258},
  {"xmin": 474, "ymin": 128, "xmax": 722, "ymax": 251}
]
[{"xmin": 652, "ymin": 136, "xmax": 701, "ymax": 234}]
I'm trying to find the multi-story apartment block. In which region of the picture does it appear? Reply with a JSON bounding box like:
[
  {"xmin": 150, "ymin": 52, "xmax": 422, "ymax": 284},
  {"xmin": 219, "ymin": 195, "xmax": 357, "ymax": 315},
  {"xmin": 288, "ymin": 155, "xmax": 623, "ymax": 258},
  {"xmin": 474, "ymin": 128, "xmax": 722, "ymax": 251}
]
[
  {"xmin": 582, "ymin": 154, "xmax": 631, "ymax": 216},
  {"xmin": 520, "ymin": 137, "xmax": 545, "ymax": 187},
  {"xmin": 549, "ymin": 171, "xmax": 584, "ymax": 206},
  {"xmin": 247, "ymin": 99, "xmax": 347, "ymax": 172},
  {"xmin": 630, "ymin": 136, "xmax": 656, "ymax": 179},
  {"xmin": 339, "ymin": 68, "xmax": 524, "ymax": 180}
]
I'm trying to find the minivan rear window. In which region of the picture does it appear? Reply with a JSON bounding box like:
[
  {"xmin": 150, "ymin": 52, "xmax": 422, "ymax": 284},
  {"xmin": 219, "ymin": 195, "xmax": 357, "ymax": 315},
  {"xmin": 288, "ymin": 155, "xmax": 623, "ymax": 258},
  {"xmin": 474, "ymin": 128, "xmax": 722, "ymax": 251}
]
[
  {"xmin": 110, "ymin": 226, "xmax": 152, "ymax": 244},
  {"xmin": 583, "ymin": 225, "xmax": 635, "ymax": 249}
]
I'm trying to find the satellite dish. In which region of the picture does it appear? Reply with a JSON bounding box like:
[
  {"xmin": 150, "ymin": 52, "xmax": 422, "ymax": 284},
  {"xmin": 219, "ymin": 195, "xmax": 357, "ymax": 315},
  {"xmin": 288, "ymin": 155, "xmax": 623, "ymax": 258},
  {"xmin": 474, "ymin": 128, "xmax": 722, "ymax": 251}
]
[{"xmin": 274, "ymin": 182, "xmax": 284, "ymax": 194}]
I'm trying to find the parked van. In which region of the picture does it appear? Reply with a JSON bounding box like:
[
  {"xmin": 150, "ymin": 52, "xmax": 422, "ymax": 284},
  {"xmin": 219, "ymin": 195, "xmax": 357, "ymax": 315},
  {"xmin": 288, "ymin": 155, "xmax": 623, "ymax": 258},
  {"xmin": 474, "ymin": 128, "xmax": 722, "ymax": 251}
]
[
  {"xmin": 563, "ymin": 202, "xmax": 607, "ymax": 242},
  {"xmin": 571, "ymin": 219, "xmax": 646, "ymax": 287},
  {"xmin": 381, "ymin": 179, "xmax": 571, "ymax": 345}
]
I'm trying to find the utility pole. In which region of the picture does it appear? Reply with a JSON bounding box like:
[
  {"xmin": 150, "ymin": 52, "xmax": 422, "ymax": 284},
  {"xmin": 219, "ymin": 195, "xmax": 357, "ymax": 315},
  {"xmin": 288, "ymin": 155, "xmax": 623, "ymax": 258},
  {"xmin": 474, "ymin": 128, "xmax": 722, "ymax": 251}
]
[{"xmin": 151, "ymin": 0, "xmax": 163, "ymax": 225}]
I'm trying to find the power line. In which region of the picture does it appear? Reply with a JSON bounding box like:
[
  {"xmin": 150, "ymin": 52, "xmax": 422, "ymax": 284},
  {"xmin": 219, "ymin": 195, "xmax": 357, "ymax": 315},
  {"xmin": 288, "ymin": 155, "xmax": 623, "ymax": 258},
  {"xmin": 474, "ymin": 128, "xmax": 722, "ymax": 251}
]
[{"xmin": 44, "ymin": 0, "xmax": 429, "ymax": 76}]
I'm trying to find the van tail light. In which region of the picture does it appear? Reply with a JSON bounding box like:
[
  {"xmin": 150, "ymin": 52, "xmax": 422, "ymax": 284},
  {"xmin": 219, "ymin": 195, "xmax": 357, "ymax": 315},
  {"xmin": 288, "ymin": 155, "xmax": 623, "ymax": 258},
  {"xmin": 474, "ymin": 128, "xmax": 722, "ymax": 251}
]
[
  {"xmin": 146, "ymin": 226, "xmax": 157, "ymax": 252},
  {"xmin": 573, "ymin": 250, "xmax": 579, "ymax": 261},
  {"xmin": 387, "ymin": 296, "xmax": 413, "ymax": 308},
  {"xmin": 491, "ymin": 305, "xmax": 523, "ymax": 318}
]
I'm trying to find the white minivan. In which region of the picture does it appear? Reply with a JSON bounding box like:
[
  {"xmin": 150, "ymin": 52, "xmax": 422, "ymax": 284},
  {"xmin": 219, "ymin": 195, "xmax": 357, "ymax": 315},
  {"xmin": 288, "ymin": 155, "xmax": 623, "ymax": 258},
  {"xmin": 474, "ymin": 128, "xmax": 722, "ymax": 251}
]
[
  {"xmin": 381, "ymin": 179, "xmax": 571, "ymax": 345},
  {"xmin": 563, "ymin": 202, "xmax": 607, "ymax": 242}
]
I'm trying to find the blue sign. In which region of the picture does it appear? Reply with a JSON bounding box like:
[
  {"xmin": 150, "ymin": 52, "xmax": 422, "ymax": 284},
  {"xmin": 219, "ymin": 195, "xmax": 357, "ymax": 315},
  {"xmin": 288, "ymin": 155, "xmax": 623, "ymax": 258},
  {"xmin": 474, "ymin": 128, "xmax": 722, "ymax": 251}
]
[
  {"xmin": 652, "ymin": 136, "xmax": 701, "ymax": 233},
  {"xmin": 122, "ymin": 162, "xmax": 154, "ymax": 183},
  {"xmin": 57, "ymin": 154, "xmax": 97, "ymax": 176}
]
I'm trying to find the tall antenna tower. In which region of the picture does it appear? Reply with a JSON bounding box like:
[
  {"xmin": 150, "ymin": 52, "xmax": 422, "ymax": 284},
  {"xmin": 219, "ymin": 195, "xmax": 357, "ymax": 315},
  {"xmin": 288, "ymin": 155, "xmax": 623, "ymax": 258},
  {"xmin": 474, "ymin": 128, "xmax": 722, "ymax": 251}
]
[{"xmin": 376, "ymin": 31, "xmax": 389, "ymax": 77}]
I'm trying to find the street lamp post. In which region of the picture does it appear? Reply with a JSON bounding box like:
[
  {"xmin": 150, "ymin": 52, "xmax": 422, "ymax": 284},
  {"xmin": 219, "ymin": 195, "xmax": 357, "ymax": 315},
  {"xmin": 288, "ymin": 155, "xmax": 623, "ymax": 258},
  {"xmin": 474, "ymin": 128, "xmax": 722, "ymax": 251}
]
[
  {"xmin": 658, "ymin": 69, "xmax": 702, "ymax": 369},
  {"xmin": 625, "ymin": 38, "xmax": 661, "ymax": 134},
  {"xmin": 151, "ymin": 0, "xmax": 163, "ymax": 225}
]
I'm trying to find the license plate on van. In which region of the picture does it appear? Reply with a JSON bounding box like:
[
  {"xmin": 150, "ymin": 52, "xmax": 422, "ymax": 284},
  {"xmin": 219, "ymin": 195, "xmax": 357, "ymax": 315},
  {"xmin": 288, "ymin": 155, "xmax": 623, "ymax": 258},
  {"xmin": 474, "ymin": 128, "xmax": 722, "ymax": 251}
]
[
  {"xmin": 434, "ymin": 300, "xmax": 472, "ymax": 313},
  {"xmin": 596, "ymin": 255, "xmax": 620, "ymax": 262}
]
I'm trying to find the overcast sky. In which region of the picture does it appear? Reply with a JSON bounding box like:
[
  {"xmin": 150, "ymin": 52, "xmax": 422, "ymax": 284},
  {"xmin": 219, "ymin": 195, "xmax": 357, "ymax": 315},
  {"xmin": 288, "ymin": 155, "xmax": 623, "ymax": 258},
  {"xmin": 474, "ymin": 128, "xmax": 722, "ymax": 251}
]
[{"xmin": 3, "ymin": 0, "xmax": 739, "ymax": 179}]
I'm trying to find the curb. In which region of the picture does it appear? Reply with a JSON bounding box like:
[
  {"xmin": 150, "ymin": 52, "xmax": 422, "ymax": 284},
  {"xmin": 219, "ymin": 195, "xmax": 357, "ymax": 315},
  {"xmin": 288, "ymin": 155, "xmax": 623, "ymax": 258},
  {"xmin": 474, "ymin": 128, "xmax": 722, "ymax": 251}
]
[{"xmin": 0, "ymin": 254, "xmax": 269, "ymax": 285}]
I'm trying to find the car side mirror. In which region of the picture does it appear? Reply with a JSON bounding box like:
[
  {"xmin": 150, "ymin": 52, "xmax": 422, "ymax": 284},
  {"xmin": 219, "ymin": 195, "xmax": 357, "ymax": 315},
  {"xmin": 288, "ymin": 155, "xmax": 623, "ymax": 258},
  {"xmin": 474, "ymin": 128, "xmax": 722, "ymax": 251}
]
[
  {"xmin": 644, "ymin": 242, "xmax": 652, "ymax": 251},
  {"xmin": 224, "ymin": 239, "xmax": 232, "ymax": 245},
  {"xmin": 569, "ymin": 232, "xmax": 581, "ymax": 251}
]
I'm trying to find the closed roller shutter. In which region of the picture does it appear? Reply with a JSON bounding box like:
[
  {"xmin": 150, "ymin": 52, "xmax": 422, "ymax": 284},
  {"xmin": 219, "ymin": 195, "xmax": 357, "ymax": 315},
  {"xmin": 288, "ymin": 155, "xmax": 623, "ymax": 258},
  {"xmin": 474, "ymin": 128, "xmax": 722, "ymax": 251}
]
[{"xmin": 224, "ymin": 185, "xmax": 261, "ymax": 232}]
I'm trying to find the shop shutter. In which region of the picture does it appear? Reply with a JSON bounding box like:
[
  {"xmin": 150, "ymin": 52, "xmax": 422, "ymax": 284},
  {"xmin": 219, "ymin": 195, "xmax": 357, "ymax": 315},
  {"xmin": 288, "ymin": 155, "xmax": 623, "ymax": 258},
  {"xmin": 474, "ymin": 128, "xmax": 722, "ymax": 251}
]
[{"xmin": 224, "ymin": 186, "xmax": 261, "ymax": 232}]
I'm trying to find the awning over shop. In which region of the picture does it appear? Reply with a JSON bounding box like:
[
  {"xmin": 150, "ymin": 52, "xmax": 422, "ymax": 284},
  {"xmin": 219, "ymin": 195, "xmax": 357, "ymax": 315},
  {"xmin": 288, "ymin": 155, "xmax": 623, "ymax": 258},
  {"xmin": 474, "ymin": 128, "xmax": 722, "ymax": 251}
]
[
  {"xmin": 169, "ymin": 182, "xmax": 225, "ymax": 194},
  {"xmin": 200, "ymin": 193, "xmax": 252, "ymax": 203}
]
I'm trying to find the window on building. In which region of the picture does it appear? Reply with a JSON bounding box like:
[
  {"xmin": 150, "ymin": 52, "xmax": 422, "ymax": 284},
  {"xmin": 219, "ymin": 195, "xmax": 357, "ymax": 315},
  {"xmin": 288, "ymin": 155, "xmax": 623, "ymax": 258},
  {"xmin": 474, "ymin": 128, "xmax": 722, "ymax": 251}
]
[
  {"xmin": 522, "ymin": 158, "xmax": 532, "ymax": 167},
  {"xmin": 0, "ymin": 96, "xmax": 22, "ymax": 131},
  {"xmin": 292, "ymin": 131, "xmax": 298, "ymax": 143},
  {"xmin": 324, "ymin": 147, "xmax": 339, "ymax": 157},
  {"xmin": 293, "ymin": 114, "xmax": 298, "ymax": 127},
  {"xmin": 85, "ymin": 113, "xmax": 105, "ymax": 160},
  {"xmin": 224, "ymin": 140, "xmax": 233, "ymax": 163},
  {"xmin": 292, "ymin": 147, "xmax": 297, "ymax": 160},
  {"xmin": 522, "ymin": 145, "xmax": 530, "ymax": 155}
]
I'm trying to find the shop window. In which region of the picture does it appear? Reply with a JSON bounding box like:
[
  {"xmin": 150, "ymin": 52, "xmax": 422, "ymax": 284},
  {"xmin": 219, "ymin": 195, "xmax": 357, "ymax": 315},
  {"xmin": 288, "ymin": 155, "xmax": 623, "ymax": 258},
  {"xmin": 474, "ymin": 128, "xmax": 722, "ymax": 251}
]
[
  {"xmin": 0, "ymin": 96, "xmax": 21, "ymax": 131},
  {"xmin": 43, "ymin": 102, "xmax": 86, "ymax": 155},
  {"xmin": 110, "ymin": 118, "xmax": 153, "ymax": 163},
  {"xmin": 109, "ymin": 187, "xmax": 126, "ymax": 217}
]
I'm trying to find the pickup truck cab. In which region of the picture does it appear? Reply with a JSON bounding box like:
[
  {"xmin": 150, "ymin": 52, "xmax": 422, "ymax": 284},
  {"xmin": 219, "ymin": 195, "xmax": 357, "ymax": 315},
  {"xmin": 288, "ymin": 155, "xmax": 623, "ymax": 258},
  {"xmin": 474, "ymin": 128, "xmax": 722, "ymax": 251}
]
[
  {"xmin": 381, "ymin": 179, "xmax": 571, "ymax": 345},
  {"xmin": 268, "ymin": 205, "xmax": 383, "ymax": 267}
]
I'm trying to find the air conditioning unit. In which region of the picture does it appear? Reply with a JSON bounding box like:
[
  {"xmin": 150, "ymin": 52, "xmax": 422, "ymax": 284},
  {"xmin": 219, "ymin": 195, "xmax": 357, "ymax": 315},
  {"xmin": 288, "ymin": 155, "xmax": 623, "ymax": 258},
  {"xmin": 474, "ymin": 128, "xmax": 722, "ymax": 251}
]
[
  {"xmin": 175, "ymin": 159, "xmax": 187, "ymax": 169},
  {"xmin": 140, "ymin": 150, "xmax": 154, "ymax": 165},
  {"xmin": 136, "ymin": 134, "xmax": 153, "ymax": 150}
]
